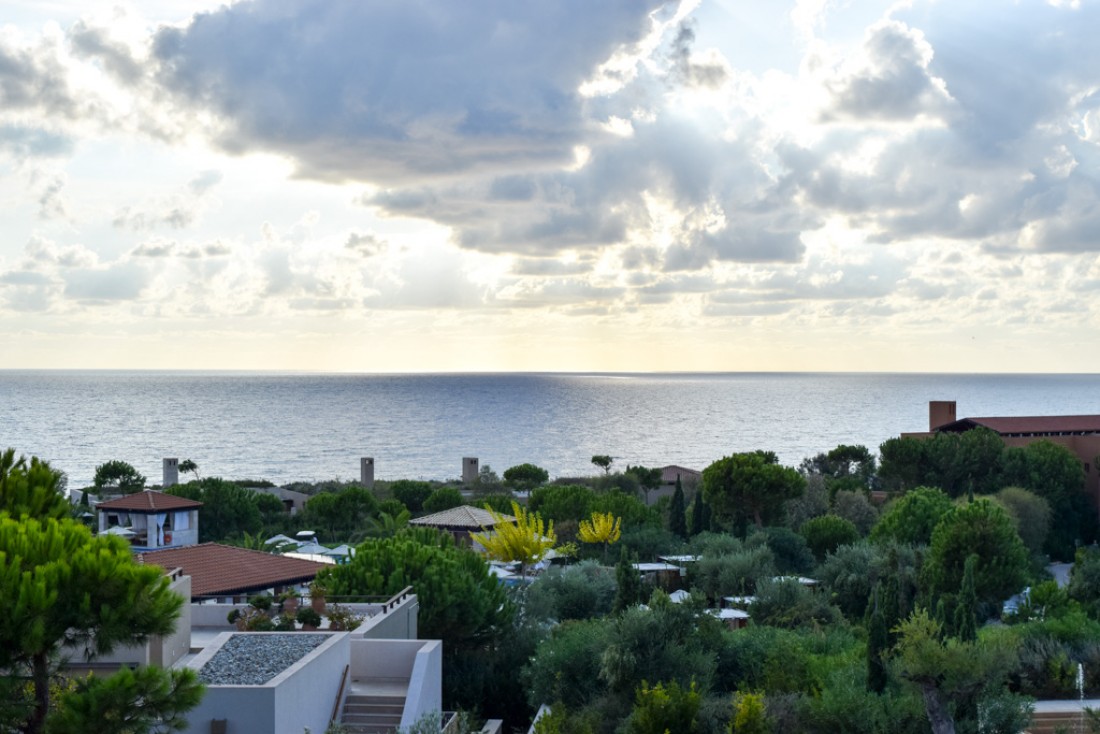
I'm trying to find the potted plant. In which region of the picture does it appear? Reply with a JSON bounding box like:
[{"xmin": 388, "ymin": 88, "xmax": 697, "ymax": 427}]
[
  {"xmin": 296, "ymin": 606, "xmax": 322, "ymax": 631},
  {"xmin": 278, "ymin": 590, "xmax": 300, "ymax": 615},
  {"xmin": 309, "ymin": 581, "xmax": 328, "ymax": 615}
]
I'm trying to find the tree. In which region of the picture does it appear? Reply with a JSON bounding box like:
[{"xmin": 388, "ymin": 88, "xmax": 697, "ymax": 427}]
[
  {"xmin": 0, "ymin": 448, "xmax": 70, "ymax": 520},
  {"xmin": 47, "ymin": 665, "xmax": 203, "ymax": 734},
  {"xmin": 799, "ymin": 514, "xmax": 859, "ymax": 561},
  {"xmin": 592, "ymin": 455, "xmax": 614, "ymax": 475},
  {"xmin": 689, "ymin": 491, "xmax": 708, "ymax": 536},
  {"xmin": 668, "ymin": 476, "xmax": 687, "ymax": 540},
  {"xmin": 924, "ymin": 498, "xmax": 1028, "ymax": 610},
  {"xmin": 867, "ymin": 584, "xmax": 889, "ymax": 693},
  {"xmin": 167, "ymin": 478, "xmax": 262, "ymax": 542},
  {"xmin": 831, "ymin": 490, "xmax": 878, "ymax": 536},
  {"xmin": 953, "ymin": 555, "xmax": 978, "ymax": 643},
  {"xmin": 390, "ymin": 479, "xmax": 434, "ymax": 513},
  {"xmin": 317, "ymin": 528, "xmax": 512, "ymax": 644},
  {"xmin": 471, "ymin": 501, "xmax": 556, "ymax": 579},
  {"xmin": 424, "ymin": 486, "xmax": 464, "ymax": 514},
  {"xmin": 627, "ymin": 680, "xmax": 701, "ymax": 734},
  {"xmin": 301, "ymin": 485, "xmax": 379, "ymax": 540},
  {"xmin": 177, "ymin": 459, "xmax": 200, "ymax": 481},
  {"xmin": 529, "ymin": 484, "xmax": 595, "ymax": 523},
  {"xmin": 93, "ymin": 460, "xmax": 145, "ymax": 495},
  {"xmin": 614, "ymin": 548, "xmax": 642, "ymax": 613},
  {"xmin": 878, "ymin": 436, "xmax": 930, "ymax": 493},
  {"xmin": 625, "ymin": 465, "xmax": 662, "ymax": 505},
  {"xmin": 1002, "ymin": 440, "xmax": 1090, "ymax": 559},
  {"xmin": 0, "ymin": 515, "xmax": 201, "ymax": 734},
  {"xmin": 892, "ymin": 609, "xmax": 1017, "ymax": 734},
  {"xmin": 578, "ymin": 511, "xmax": 622, "ymax": 562},
  {"xmin": 503, "ymin": 463, "xmax": 550, "ymax": 491},
  {"xmin": 731, "ymin": 691, "xmax": 770, "ymax": 734},
  {"xmin": 870, "ymin": 486, "xmax": 954, "ymax": 546},
  {"xmin": 992, "ymin": 486, "xmax": 1051, "ymax": 556},
  {"xmin": 702, "ymin": 451, "xmax": 805, "ymax": 531}
]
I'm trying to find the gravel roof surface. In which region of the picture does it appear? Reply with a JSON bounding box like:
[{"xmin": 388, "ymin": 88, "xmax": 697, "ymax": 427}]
[{"xmin": 198, "ymin": 634, "xmax": 330, "ymax": 685}]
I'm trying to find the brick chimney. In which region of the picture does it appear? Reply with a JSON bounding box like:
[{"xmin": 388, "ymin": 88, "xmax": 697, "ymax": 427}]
[{"xmin": 929, "ymin": 401, "xmax": 957, "ymax": 431}]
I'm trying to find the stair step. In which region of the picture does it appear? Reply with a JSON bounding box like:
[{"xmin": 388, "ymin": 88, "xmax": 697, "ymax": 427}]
[
  {"xmin": 345, "ymin": 703, "xmax": 404, "ymax": 715},
  {"xmin": 345, "ymin": 694, "xmax": 406, "ymax": 706}
]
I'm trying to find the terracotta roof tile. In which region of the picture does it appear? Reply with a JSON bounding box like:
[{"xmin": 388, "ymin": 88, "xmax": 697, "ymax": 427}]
[
  {"xmin": 409, "ymin": 505, "xmax": 514, "ymax": 529},
  {"xmin": 138, "ymin": 543, "xmax": 328, "ymax": 598},
  {"xmin": 940, "ymin": 415, "xmax": 1100, "ymax": 435},
  {"xmin": 96, "ymin": 490, "xmax": 203, "ymax": 512}
]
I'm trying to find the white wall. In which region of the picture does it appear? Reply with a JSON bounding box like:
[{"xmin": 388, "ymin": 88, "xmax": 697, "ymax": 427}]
[
  {"xmin": 355, "ymin": 594, "xmax": 419, "ymax": 639},
  {"xmin": 399, "ymin": 640, "xmax": 442, "ymax": 729},
  {"xmin": 181, "ymin": 632, "xmax": 349, "ymax": 734},
  {"xmin": 349, "ymin": 638, "xmax": 421, "ymax": 681}
]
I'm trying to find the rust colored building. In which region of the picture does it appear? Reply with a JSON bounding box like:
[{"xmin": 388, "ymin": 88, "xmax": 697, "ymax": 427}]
[{"xmin": 904, "ymin": 400, "xmax": 1100, "ymax": 512}]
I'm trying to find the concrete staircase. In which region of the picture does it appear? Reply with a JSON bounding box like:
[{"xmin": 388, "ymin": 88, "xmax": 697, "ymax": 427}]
[{"xmin": 341, "ymin": 692, "xmax": 406, "ymax": 734}]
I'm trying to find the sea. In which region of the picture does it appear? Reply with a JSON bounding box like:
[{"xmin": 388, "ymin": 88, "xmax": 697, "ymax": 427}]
[{"xmin": 2, "ymin": 371, "xmax": 1099, "ymax": 488}]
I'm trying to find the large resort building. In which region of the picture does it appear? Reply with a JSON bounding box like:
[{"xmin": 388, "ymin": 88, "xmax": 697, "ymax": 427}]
[{"xmin": 904, "ymin": 400, "xmax": 1100, "ymax": 511}]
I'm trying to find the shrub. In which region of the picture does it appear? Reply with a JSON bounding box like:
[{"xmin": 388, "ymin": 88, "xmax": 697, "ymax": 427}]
[{"xmin": 799, "ymin": 515, "xmax": 859, "ymax": 561}]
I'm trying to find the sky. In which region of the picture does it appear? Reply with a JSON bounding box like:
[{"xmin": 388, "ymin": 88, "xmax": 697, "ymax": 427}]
[{"xmin": 2, "ymin": 0, "xmax": 1099, "ymax": 373}]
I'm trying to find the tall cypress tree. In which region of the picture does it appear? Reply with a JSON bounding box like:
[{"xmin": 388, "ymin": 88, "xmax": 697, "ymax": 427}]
[
  {"xmin": 689, "ymin": 491, "xmax": 706, "ymax": 537},
  {"xmin": 867, "ymin": 584, "xmax": 889, "ymax": 693},
  {"xmin": 613, "ymin": 548, "xmax": 641, "ymax": 613},
  {"xmin": 669, "ymin": 476, "xmax": 688, "ymax": 540},
  {"xmin": 954, "ymin": 554, "xmax": 978, "ymax": 643}
]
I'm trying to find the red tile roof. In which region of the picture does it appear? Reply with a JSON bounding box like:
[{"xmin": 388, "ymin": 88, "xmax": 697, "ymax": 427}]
[
  {"xmin": 939, "ymin": 415, "xmax": 1100, "ymax": 435},
  {"xmin": 96, "ymin": 490, "xmax": 203, "ymax": 512},
  {"xmin": 138, "ymin": 543, "xmax": 328, "ymax": 598}
]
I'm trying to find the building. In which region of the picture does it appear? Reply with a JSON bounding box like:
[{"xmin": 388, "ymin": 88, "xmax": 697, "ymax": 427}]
[
  {"xmin": 96, "ymin": 490, "xmax": 203, "ymax": 550},
  {"xmin": 409, "ymin": 505, "xmax": 515, "ymax": 545},
  {"xmin": 906, "ymin": 400, "xmax": 1100, "ymax": 510},
  {"xmin": 138, "ymin": 543, "xmax": 331, "ymax": 601}
]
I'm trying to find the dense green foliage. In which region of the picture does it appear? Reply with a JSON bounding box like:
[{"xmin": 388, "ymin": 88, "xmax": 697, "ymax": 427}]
[
  {"xmin": 317, "ymin": 528, "xmax": 512, "ymax": 644},
  {"xmin": 924, "ymin": 498, "xmax": 1028, "ymax": 609},
  {"xmin": 168, "ymin": 478, "xmax": 262, "ymax": 542},
  {"xmin": 92, "ymin": 459, "xmax": 146, "ymax": 494},
  {"xmin": 870, "ymin": 486, "xmax": 953, "ymax": 546},
  {"xmin": 799, "ymin": 514, "xmax": 859, "ymax": 561},
  {"xmin": 702, "ymin": 451, "xmax": 804, "ymax": 531},
  {"xmin": 504, "ymin": 463, "xmax": 551, "ymax": 490},
  {"xmin": 0, "ymin": 515, "xmax": 200, "ymax": 733},
  {"xmin": 390, "ymin": 479, "xmax": 434, "ymax": 512},
  {"xmin": 0, "ymin": 449, "xmax": 70, "ymax": 520},
  {"xmin": 423, "ymin": 486, "xmax": 464, "ymax": 513}
]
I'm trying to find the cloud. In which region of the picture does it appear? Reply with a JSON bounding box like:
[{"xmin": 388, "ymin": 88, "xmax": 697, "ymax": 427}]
[
  {"xmin": 0, "ymin": 124, "xmax": 73, "ymax": 159},
  {"xmin": 68, "ymin": 19, "xmax": 145, "ymax": 85},
  {"xmin": 153, "ymin": 0, "xmax": 665, "ymax": 183},
  {"xmin": 112, "ymin": 171, "xmax": 222, "ymax": 232},
  {"xmin": 822, "ymin": 21, "xmax": 952, "ymax": 122},
  {"xmin": 345, "ymin": 232, "xmax": 386, "ymax": 257},
  {"xmin": 0, "ymin": 35, "xmax": 80, "ymax": 117},
  {"xmin": 63, "ymin": 262, "xmax": 149, "ymax": 302}
]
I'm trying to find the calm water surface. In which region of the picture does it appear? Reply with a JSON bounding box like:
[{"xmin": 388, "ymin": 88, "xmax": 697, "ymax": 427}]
[{"xmin": 2, "ymin": 371, "xmax": 1099, "ymax": 486}]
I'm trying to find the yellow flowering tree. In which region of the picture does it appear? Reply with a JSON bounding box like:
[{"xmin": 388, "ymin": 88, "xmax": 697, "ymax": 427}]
[
  {"xmin": 471, "ymin": 501, "xmax": 556, "ymax": 579},
  {"xmin": 578, "ymin": 511, "xmax": 622, "ymax": 562}
]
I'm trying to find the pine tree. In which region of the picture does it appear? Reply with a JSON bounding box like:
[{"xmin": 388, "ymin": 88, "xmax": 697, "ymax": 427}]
[{"xmin": 669, "ymin": 477, "xmax": 687, "ymax": 540}]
